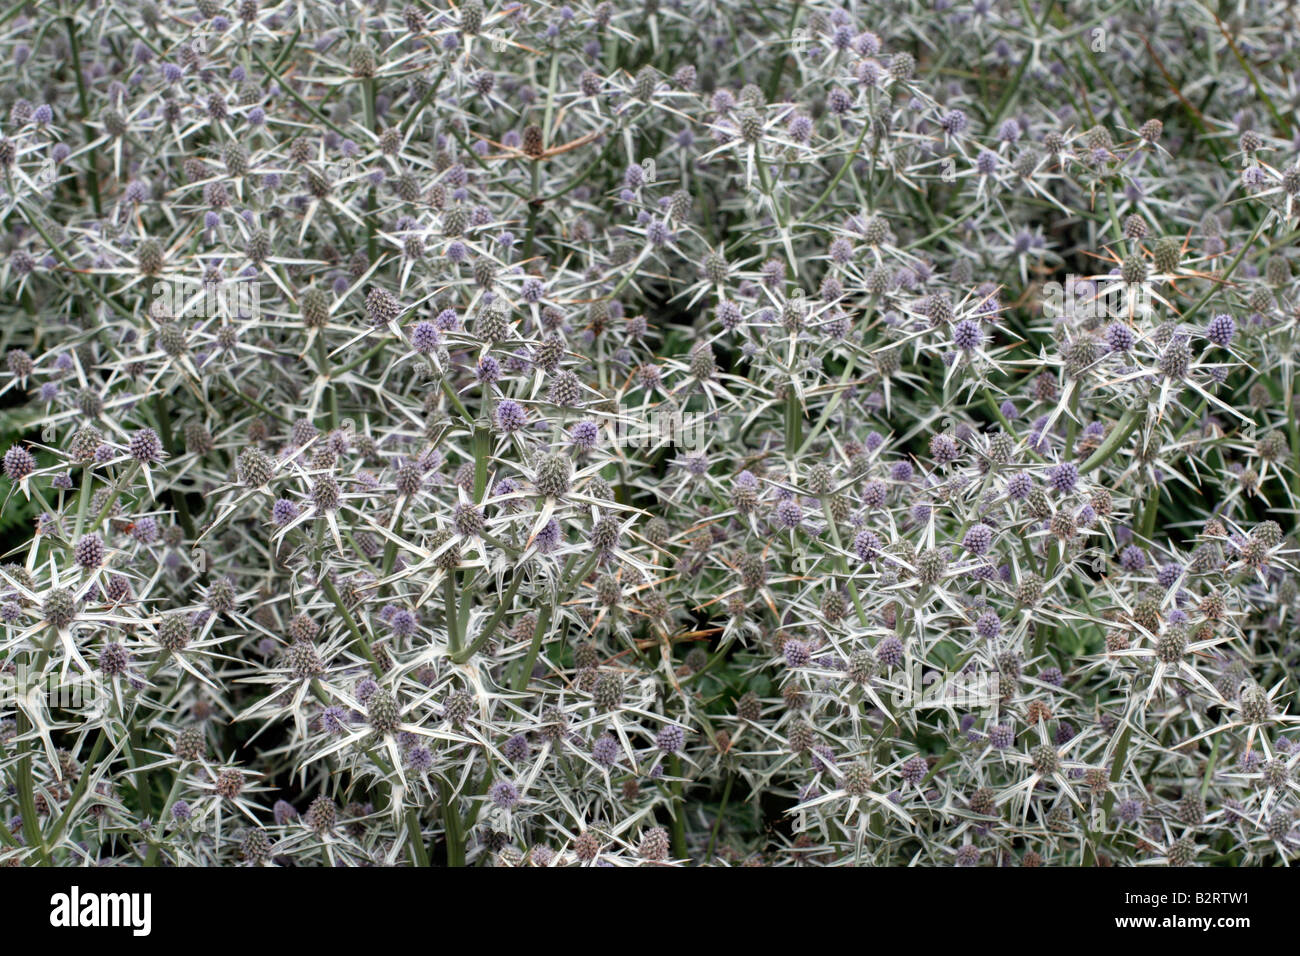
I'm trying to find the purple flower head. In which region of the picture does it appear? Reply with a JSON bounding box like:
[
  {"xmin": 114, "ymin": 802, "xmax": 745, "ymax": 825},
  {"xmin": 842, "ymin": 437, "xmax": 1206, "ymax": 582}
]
[
  {"xmin": 941, "ymin": 109, "xmax": 968, "ymax": 134},
  {"xmin": 272, "ymin": 498, "xmax": 299, "ymax": 526},
  {"xmin": 1005, "ymin": 471, "xmax": 1033, "ymax": 499},
  {"xmin": 389, "ymin": 609, "xmax": 418, "ymax": 637},
  {"xmin": 591, "ymin": 733, "xmax": 620, "ymax": 767},
  {"xmin": 952, "ymin": 319, "xmax": 983, "ymax": 351},
  {"xmin": 717, "ymin": 300, "xmax": 742, "ymax": 330},
  {"xmin": 963, "ymin": 523, "xmax": 994, "ymax": 555},
  {"xmin": 861, "ymin": 479, "xmax": 887, "ymax": 508},
  {"xmin": 489, "ymin": 779, "xmax": 520, "ymax": 809},
  {"xmin": 930, "ymin": 433, "xmax": 959, "ymax": 464},
  {"xmin": 495, "ymin": 399, "xmax": 527, "ymax": 433},
  {"xmin": 783, "ymin": 639, "xmax": 810, "ymax": 668},
  {"xmin": 901, "ymin": 755, "xmax": 928, "ymax": 785},
  {"xmin": 1103, "ymin": 323, "xmax": 1132, "ymax": 354},
  {"xmin": 656, "ymin": 724, "xmax": 685, "ymax": 754},
  {"xmin": 410, "ymin": 321, "xmax": 439, "ymax": 353},
  {"xmin": 502, "ymin": 734, "xmax": 530, "ymax": 762},
  {"xmin": 535, "ymin": 517, "xmax": 562, "ymax": 552},
  {"xmin": 476, "ymin": 355, "xmax": 501, "ymax": 384},
  {"xmin": 1119, "ymin": 544, "xmax": 1147, "ymax": 572},
  {"xmin": 890, "ymin": 460, "xmax": 914, "ymax": 482},
  {"xmin": 320, "ymin": 706, "xmax": 349, "ymax": 734},
  {"xmin": 774, "ymin": 499, "xmax": 803, "ymax": 529},
  {"xmin": 1116, "ymin": 799, "xmax": 1144, "ymax": 823},
  {"xmin": 876, "ymin": 636, "xmax": 903, "ymax": 669},
  {"xmin": 853, "ymin": 529, "xmax": 881, "ymax": 563},
  {"xmin": 1205, "ymin": 313, "xmax": 1235, "ymax": 347},
  {"xmin": 975, "ymin": 611, "xmax": 1001, "ymax": 639},
  {"xmin": 1047, "ymin": 462, "xmax": 1078, "ymax": 494},
  {"xmin": 569, "ymin": 419, "xmax": 599, "ymax": 450},
  {"xmin": 407, "ymin": 746, "xmax": 433, "ymax": 773},
  {"xmin": 128, "ymin": 428, "xmax": 164, "ymax": 463}
]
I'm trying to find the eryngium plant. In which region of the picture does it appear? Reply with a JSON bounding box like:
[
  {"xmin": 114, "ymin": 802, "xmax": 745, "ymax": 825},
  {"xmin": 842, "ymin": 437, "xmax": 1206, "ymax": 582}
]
[{"xmin": 0, "ymin": 0, "xmax": 1297, "ymax": 868}]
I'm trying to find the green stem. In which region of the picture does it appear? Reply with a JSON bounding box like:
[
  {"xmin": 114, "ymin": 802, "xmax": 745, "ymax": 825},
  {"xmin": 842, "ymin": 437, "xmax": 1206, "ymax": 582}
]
[
  {"xmin": 1079, "ymin": 408, "xmax": 1141, "ymax": 474},
  {"xmin": 64, "ymin": 15, "xmax": 102, "ymax": 217},
  {"xmin": 669, "ymin": 754, "xmax": 688, "ymax": 861},
  {"xmin": 452, "ymin": 567, "xmax": 525, "ymax": 663},
  {"xmin": 321, "ymin": 575, "xmax": 383, "ymax": 676},
  {"xmin": 512, "ymin": 602, "xmax": 552, "ymax": 693},
  {"xmin": 406, "ymin": 807, "xmax": 430, "ymax": 866},
  {"xmin": 14, "ymin": 713, "xmax": 52, "ymax": 865},
  {"xmin": 805, "ymin": 116, "xmax": 873, "ymax": 220},
  {"xmin": 314, "ymin": 335, "xmax": 338, "ymax": 431},
  {"xmin": 46, "ymin": 728, "xmax": 109, "ymax": 851},
  {"xmin": 784, "ymin": 389, "xmax": 802, "ymax": 453},
  {"xmin": 444, "ymin": 573, "xmax": 462, "ymax": 656},
  {"xmin": 705, "ymin": 772, "xmax": 733, "ymax": 861},
  {"xmin": 437, "ymin": 779, "xmax": 465, "ymax": 866}
]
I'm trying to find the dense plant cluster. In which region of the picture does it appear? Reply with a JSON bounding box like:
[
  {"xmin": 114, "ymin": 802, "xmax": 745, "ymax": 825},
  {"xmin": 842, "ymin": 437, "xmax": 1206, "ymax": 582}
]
[{"xmin": 0, "ymin": 0, "xmax": 1298, "ymax": 868}]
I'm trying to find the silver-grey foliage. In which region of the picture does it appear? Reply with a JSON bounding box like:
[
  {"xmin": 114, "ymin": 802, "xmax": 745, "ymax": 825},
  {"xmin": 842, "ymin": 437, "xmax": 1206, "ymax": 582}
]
[{"xmin": 0, "ymin": 0, "xmax": 1297, "ymax": 868}]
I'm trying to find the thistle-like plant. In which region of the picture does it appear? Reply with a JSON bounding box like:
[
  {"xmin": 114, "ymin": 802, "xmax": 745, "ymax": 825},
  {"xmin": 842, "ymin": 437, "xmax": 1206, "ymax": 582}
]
[{"xmin": 0, "ymin": 0, "xmax": 1297, "ymax": 868}]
